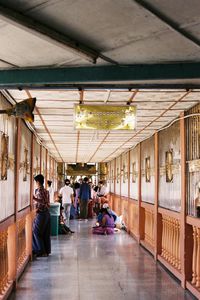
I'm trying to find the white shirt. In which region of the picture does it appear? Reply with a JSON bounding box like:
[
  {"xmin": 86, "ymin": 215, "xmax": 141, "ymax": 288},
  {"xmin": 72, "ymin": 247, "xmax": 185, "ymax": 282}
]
[
  {"xmin": 59, "ymin": 185, "xmax": 73, "ymax": 204},
  {"xmin": 48, "ymin": 186, "xmax": 54, "ymax": 203},
  {"xmin": 98, "ymin": 185, "xmax": 108, "ymax": 196}
]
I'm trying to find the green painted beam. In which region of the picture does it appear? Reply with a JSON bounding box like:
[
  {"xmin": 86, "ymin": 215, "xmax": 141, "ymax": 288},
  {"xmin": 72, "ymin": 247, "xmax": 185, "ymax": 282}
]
[{"xmin": 1, "ymin": 63, "xmax": 200, "ymax": 88}]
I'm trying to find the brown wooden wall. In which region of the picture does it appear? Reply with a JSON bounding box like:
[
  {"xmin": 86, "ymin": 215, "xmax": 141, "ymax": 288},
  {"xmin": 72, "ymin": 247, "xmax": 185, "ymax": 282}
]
[
  {"xmin": 107, "ymin": 104, "xmax": 200, "ymax": 299},
  {"xmin": 159, "ymin": 121, "xmax": 181, "ymax": 212},
  {"xmin": 0, "ymin": 93, "xmax": 58, "ymax": 299}
]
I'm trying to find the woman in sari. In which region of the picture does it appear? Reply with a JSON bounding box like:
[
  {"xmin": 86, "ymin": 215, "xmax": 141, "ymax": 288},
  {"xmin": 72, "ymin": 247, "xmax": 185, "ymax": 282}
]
[
  {"xmin": 32, "ymin": 174, "xmax": 51, "ymax": 256},
  {"xmin": 93, "ymin": 208, "xmax": 114, "ymax": 235}
]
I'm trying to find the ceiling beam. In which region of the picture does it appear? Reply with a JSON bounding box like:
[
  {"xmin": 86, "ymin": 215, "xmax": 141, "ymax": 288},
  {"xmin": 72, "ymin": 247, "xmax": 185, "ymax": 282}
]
[
  {"xmin": 134, "ymin": 0, "xmax": 200, "ymax": 49},
  {"xmin": 0, "ymin": 4, "xmax": 115, "ymax": 64},
  {"xmin": 1, "ymin": 64, "xmax": 200, "ymax": 89}
]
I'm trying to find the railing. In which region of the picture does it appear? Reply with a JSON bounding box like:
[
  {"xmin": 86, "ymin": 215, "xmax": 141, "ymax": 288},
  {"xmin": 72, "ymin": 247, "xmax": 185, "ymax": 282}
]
[
  {"xmin": 121, "ymin": 197, "xmax": 129, "ymax": 226},
  {"xmin": 0, "ymin": 229, "xmax": 8, "ymax": 295},
  {"xmin": 112, "ymin": 195, "xmax": 121, "ymax": 216},
  {"xmin": 161, "ymin": 214, "xmax": 181, "ymax": 271},
  {"xmin": 17, "ymin": 217, "xmax": 27, "ymax": 270},
  {"xmin": 144, "ymin": 208, "xmax": 154, "ymax": 248},
  {"xmin": 128, "ymin": 200, "xmax": 138, "ymax": 237},
  {"xmin": 191, "ymin": 226, "xmax": 200, "ymax": 288}
]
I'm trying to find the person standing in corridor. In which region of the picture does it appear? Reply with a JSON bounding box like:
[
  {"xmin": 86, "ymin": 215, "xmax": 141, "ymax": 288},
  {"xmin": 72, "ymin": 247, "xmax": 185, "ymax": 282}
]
[
  {"xmin": 79, "ymin": 177, "xmax": 91, "ymax": 220},
  {"xmin": 33, "ymin": 174, "xmax": 51, "ymax": 256},
  {"xmin": 59, "ymin": 179, "xmax": 74, "ymax": 227}
]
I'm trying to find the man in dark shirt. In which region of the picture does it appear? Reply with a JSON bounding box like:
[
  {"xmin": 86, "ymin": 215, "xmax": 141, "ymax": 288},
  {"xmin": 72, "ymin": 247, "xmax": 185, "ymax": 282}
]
[{"xmin": 79, "ymin": 177, "xmax": 91, "ymax": 219}]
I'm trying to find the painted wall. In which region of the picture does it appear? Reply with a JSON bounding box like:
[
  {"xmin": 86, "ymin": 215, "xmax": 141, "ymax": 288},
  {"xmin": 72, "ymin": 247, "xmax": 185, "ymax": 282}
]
[
  {"xmin": 159, "ymin": 122, "xmax": 181, "ymax": 212},
  {"xmin": 110, "ymin": 159, "xmax": 115, "ymax": 193},
  {"xmin": 130, "ymin": 145, "xmax": 139, "ymax": 200},
  {"xmin": 115, "ymin": 156, "xmax": 121, "ymax": 195},
  {"xmin": 41, "ymin": 146, "xmax": 46, "ymax": 176},
  {"xmin": 141, "ymin": 136, "xmax": 155, "ymax": 204},
  {"xmin": 33, "ymin": 138, "xmax": 41, "ymax": 177},
  {"xmin": 121, "ymin": 151, "xmax": 129, "ymax": 197},
  {"xmin": 0, "ymin": 95, "xmax": 15, "ymax": 221},
  {"xmin": 18, "ymin": 121, "xmax": 32, "ymax": 211}
]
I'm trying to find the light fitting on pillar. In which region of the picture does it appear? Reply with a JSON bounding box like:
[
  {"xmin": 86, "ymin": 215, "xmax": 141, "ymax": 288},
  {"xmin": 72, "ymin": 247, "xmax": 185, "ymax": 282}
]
[
  {"xmin": 0, "ymin": 98, "xmax": 36, "ymax": 122},
  {"xmin": 74, "ymin": 104, "xmax": 137, "ymax": 130}
]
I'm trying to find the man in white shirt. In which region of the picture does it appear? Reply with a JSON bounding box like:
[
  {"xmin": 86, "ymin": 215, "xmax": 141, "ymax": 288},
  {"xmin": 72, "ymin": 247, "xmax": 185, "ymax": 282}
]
[
  {"xmin": 59, "ymin": 179, "xmax": 74, "ymax": 226},
  {"xmin": 47, "ymin": 180, "xmax": 54, "ymax": 203},
  {"xmin": 97, "ymin": 181, "xmax": 108, "ymax": 197}
]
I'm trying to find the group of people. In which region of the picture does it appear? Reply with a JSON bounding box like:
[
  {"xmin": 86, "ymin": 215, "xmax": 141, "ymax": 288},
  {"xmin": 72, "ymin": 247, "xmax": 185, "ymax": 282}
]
[
  {"xmin": 32, "ymin": 174, "xmax": 125, "ymax": 256},
  {"xmin": 59, "ymin": 177, "xmax": 108, "ymax": 223}
]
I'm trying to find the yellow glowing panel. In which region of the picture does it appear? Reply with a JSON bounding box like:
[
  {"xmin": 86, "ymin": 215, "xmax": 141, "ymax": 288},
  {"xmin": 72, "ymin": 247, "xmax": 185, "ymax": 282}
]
[{"xmin": 74, "ymin": 105, "xmax": 136, "ymax": 130}]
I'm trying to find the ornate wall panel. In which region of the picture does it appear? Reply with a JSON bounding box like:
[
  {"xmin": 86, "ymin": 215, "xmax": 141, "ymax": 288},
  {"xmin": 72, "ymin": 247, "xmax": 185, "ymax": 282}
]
[
  {"xmin": 130, "ymin": 145, "xmax": 140, "ymax": 200},
  {"xmin": 0, "ymin": 94, "xmax": 15, "ymax": 221},
  {"xmin": 18, "ymin": 122, "xmax": 31, "ymax": 210},
  {"xmin": 110, "ymin": 160, "xmax": 115, "ymax": 193},
  {"xmin": 159, "ymin": 122, "xmax": 181, "ymax": 212},
  {"xmin": 186, "ymin": 104, "xmax": 200, "ymax": 217},
  {"xmin": 33, "ymin": 138, "xmax": 40, "ymax": 177},
  {"xmin": 54, "ymin": 160, "xmax": 57, "ymax": 191},
  {"xmin": 115, "ymin": 156, "xmax": 121, "ymax": 195},
  {"xmin": 46, "ymin": 152, "xmax": 50, "ymax": 180},
  {"xmin": 121, "ymin": 152, "xmax": 129, "ymax": 197},
  {"xmin": 141, "ymin": 136, "xmax": 155, "ymax": 204},
  {"xmin": 41, "ymin": 146, "xmax": 46, "ymax": 176}
]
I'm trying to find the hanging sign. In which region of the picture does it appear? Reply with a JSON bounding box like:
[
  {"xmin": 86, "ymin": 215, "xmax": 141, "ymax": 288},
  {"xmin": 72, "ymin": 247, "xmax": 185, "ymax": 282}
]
[{"xmin": 74, "ymin": 105, "xmax": 136, "ymax": 130}]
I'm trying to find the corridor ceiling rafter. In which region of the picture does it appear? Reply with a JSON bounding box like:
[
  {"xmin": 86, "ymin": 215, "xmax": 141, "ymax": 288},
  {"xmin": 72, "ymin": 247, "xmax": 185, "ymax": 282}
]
[
  {"xmin": 102, "ymin": 90, "xmax": 192, "ymax": 161},
  {"xmin": 25, "ymin": 90, "xmax": 64, "ymax": 162},
  {"xmin": 7, "ymin": 88, "xmax": 199, "ymax": 162}
]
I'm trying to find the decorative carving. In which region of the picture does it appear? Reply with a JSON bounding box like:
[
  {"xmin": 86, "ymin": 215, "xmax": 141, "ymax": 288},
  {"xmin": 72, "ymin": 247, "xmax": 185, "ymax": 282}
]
[
  {"xmin": 145, "ymin": 157, "xmax": 150, "ymax": 182},
  {"xmin": 67, "ymin": 163, "xmax": 96, "ymax": 176},
  {"xmin": 188, "ymin": 159, "xmax": 200, "ymax": 173},
  {"xmin": 132, "ymin": 162, "xmax": 136, "ymax": 183},
  {"xmin": 0, "ymin": 132, "xmax": 9, "ymax": 180},
  {"xmin": 166, "ymin": 150, "xmax": 173, "ymax": 183},
  {"xmin": 116, "ymin": 167, "xmax": 120, "ymax": 183},
  {"xmin": 23, "ymin": 148, "xmax": 29, "ymax": 181}
]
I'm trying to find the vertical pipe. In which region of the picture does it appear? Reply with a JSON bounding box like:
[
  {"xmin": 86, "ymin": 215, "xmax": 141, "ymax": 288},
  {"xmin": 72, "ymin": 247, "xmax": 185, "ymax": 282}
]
[
  {"xmin": 120, "ymin": 155, "xmax": 122, "ymax": 198},
  {"xmin": 180, "ymin": 111, "xmax": 186, "ymax": 287},
  {"xmin": 39, "ymin": 145, "xmax": 42, "ymax": 174},
  {"xmin": 192, "ymin": 226, "xmax": 197, "ymax": 285},
  {"xmin": 196, "ymin": 228, "xmax": 200, "ymax": 287},
  {"xmin": 13, "ymin": 118, "xmax": 21, "ymax": 288},
  {"xmin": 138, "ymin": 143, "xmax": 143, "ymax": 241},
  {"xmin": 114, "ymin": 158, "xmax": 116, "ymax": 195},
  {"xmin": 45, "ymin": 149, "xmax": 48, "ymax": 189},
  {"xmin": 154, "ymin": 132, "xmax": 160, "ymax": 259},
  {"xmin": 128, "ymin": 150, "xmax": 130, "ymax": 199},
  {"xmin": 30, "ymin": 133, "xmax": 34, "ymax": 211}
]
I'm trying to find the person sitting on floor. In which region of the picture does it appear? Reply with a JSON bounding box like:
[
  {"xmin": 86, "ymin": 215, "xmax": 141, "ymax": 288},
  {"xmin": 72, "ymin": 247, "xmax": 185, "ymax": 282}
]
[
  {"xmin": 93, "ymin": 207, "xmax": 115, "ymax": 235},
  {"xmin": 59, "ymin": 206, "xmax": 74, "ymax": 234},
  {"xmin": 97, "ymin": 203, "xmax": 127, "ymax": 231}
]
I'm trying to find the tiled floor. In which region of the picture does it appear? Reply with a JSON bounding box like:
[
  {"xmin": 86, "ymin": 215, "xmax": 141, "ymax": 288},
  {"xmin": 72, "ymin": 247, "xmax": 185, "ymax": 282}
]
[{"xmin": 9, "ymin": 220, "xmax": 196, "ymax": 300}]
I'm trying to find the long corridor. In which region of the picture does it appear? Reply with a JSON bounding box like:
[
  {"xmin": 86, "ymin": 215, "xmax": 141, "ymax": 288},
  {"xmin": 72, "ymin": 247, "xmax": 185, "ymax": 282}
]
[{"xmin": 9, "ymin": 220, "xmax": 195, "ymax": 300}]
